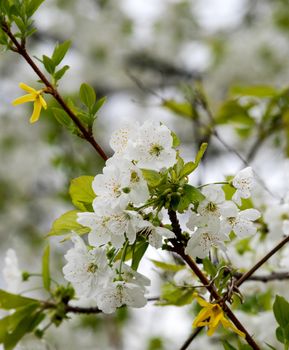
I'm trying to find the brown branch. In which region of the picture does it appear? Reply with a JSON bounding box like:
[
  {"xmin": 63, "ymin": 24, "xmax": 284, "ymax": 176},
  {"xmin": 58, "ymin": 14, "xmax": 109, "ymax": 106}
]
[
  {"xmin": 179, "ymin": 327, "xmax": 203, "ymax": 350},
  {"xmin": 1, "ymin": 22, "xmax": 108, "ymax": 161},
  {"xmin": 235, "ymin": 235, "xmax": 289, "ymax": 287},
  {"xmin": 168, "ymin": 210, "xmax": 260, "ymax": 350}
]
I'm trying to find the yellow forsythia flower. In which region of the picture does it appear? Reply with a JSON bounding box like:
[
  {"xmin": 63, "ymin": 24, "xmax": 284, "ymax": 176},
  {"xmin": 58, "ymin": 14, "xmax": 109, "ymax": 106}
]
[
  {"xmin": 193, "ymin": 295, "xmax": 246, "ymax": 338},
  {"xmin": 12, "ymin": 83, "xmax": 47, "ymax": 123}
]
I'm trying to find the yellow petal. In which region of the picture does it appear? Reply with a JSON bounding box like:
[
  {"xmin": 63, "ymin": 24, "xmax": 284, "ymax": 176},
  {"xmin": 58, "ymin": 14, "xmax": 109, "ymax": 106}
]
[
  {"xmin": 12, "ymin": 94, "xmax": 35, "ymax": 106},
  {"xmin": 195, "ymin": 296, "xmax": 212, "ymax": 308},
  {"xmin": 193, "ymin": 307, "xmax": 212, "ymax": 327},
  {"xmin": 29, "ymin": 100, "xmax": 42, "ymax": 123},
  {"xmin": 207, "ymin": 323, "xmax": 219, "ymax": 336},
  {"xmin": 221, "ymin": 318, "xmax": 246, "ymax": 338},
  {"xmin": 210, "ymin": 308, "xmax": 223, "ymax": 328},
  {"xmin": 39, "ymin": 94, "xmax": 47, "ymax": 109},
  {"xmin": 19, "ymin": 82, "xmax": 37, "ymax": 94}
]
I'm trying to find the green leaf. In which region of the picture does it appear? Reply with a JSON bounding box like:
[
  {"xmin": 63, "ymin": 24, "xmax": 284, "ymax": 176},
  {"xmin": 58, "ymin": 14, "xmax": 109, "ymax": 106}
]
[
  {"xmin": 91, "ymin": 96, "xmax": 106, "ymax": 115},
  {"xmin": 47, "ymin": 210, "xmax": 90, "ymax": 237},
  {"xmin": 276, "ymin": 326, "xmax": 285, "ymax": 344},
  {"xmin": 141, "ymin": 169, "xmax": 162, "ymax": 187},
  {"xmin": 26, "ymin": 0, "xmax": 45, "ymax": 17},
  {"xmin": 171, "ymin": 131, "xmax": 180, "ymax": 148},
  {"xmin": 177, "ymin": 184, "xmax": 205, "ymax": 213},
  {"xmin": 158, "ymin": 282, "xmax": 194, "ymax": 306},
  {"xmin": 162, "ymin": 99, "xmax": 194, "ymax": 119},
  {"xmin": 230, "ymin": 85, "xmax": 278, "ymax": 98},
  {"xmin": 79, "ymin": 83, "xmax": 96, "ymax": 108},
  {"xmin": 52, "ymin": 107, "xmax": 77, "ymax": 133},
  {"xmin": 42, "ymin": 244, "xmax": 50, "ymax": 291},
  {"xmin": 131, "ymin": 240, "xmax": 149, "ymax": 271},
  {"xmin": 69, "ymin": 176, "xmax": 95, "ymax": 211},
  {"xmin": 42, "ymin": 55, "xmax": 55, "ymax": 74},
  {"xmin": 151, "ymin": 259, "xmax": 184, "ymax": 272},
  {"xmin": 222, "ymin": 341, "xmax": 237, "ymax": 350},
  {"xmin": 4, "ymin": 310, "xmax": 44, "ymax": 350},
  {"xmin": 193, "ymin": 143, "xmax": 208, "ymax": 168},
  {"xmin": 179, "ymin": 144, "xmax": 207, "ymax": 178},
  {"xmin": 52, "ymin": 40, "xmax": 71, "ymax": 66},
  {"xmin": 54, "ymin": 65, "xmax": 70, "ymax": 81},
  {"xmin": 0, "ymin": 290, "xmax": 38, "ymax": 310},
  {"xmin": 273, "ymin": 295, "xmax": 289, "ymax": 328},
  {"xmin": 202, "ymin": 257, "xmax": 217, "ymax": 277}
]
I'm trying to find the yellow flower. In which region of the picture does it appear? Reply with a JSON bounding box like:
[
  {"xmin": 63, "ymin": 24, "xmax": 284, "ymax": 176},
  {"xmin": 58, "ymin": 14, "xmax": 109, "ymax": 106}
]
[
  {"xmin": 12, "ymin": 83, "xmax": 47, "ymax": 123},
  {"xmin": 193, "ymin": 296, "xmax": 246, "ymax": 338}
]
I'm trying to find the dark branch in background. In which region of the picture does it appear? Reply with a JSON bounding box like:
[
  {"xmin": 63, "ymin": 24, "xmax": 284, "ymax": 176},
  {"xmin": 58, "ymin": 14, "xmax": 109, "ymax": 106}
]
[
  {"xmin": 179, "ymin": 327, "xmax": 203, "ymax": 350},
  {"xmin": 234, "ymin": 271, "xmax": 289, "ymax": 283},
  {"xmin": 126, "ymin": 52, "xmax": 202, "ymax": 81},
  {"xmin": 235, "ymin": 235, "xmax": 289, "ymax": 287},
  {"xmin": 1, "ymin": 22, "xmax": 108, "ymax": 162}
]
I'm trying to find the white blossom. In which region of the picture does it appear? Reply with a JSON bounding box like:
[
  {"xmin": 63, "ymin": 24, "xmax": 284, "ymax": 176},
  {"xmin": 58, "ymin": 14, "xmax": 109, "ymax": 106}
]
[
  {"xmin": 96, "ymin": 281, "xmax": 147, "ymax": 314},
  {"xmin": 282, "ymin": 220, "xmax": 289, "ymax": 236},
  {"xmin": 232, "ymin": 167, "xmax": 254, "ymax": 205},
  {"xmin": 63, "ymin": 235, "xmax": 112, "ymax": 298},
  {"xmin": 92, "ymin": 159, "xmax": 149, "ymax": 210},
  {"xmin": 136, "ymin": 219, "xmax": 175, "ymax": 248},
  {"xmin": 126, "ymin": 120, "xmax": 177, "ymax": 171},
  {"xmin": 185, "ymin": 214, "xmax": 226, "ymax": 258},
  {"xmin": 114, "ymin": 262, "xmax": 151, "ymax": 291},
  {"xmin": 109, "ymin": 122, "xmax": 139, "ymax": 157},
  {"xmin": 264, "ymin": 201, "xmax": 289, "ymax": 237},
  {"xmin": 77, "ymin": 207, "xmax": 141, "ymax": 249},
  {"xmin": 220, "ymin": 201, "xmax": 260, "ymax": 237},
  {"xmin": 197, "ymin": 185, "xmax": 226, "ymax": 218},
  {"xmin": 2, "ymin": 249, "xmax": 22, "ymax": 293}
]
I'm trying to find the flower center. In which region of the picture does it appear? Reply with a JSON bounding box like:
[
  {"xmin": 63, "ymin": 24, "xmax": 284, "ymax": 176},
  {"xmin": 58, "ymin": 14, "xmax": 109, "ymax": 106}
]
[
  {"xmin": 130, "ymin": 170, "xmax": 140, "ymax": 183},
  {"xmin": 149, "ymin": 144, "xmax": 164, "ymax": 157},
  {"xmin": 87, "ymin": 263, "xmax": 98, "ymax": 273}
]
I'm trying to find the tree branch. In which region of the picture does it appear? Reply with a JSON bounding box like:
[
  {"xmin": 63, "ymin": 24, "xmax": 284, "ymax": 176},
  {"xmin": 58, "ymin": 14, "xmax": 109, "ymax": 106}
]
[
  {"xmin": 168, "ymin": 210, "xmax": 260, "ymax": 350},
  {"xmin": 235, "ymin": 235, "xmax": 289, "ymax": 287},
  {"xmin": 1, "ymin": 22, "xmax": 108, "ymax": 162},
  {"xmin": 179, "ymin": 327, "xmax": 203, "ymax": 350},
  {"xmin": 234, "ymin": 271, "xmax": 289, "ymax": 283}
]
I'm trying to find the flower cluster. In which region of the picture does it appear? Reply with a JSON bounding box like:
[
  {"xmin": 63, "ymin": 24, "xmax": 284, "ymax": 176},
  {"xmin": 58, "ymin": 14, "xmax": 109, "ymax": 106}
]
[
  {"xmin": 63, "ymin": 120, "xmax": 177, "ymax": 313},
  {"xmin": 185, "ymin": 168, "xmax": 260, "ymax": 259}
]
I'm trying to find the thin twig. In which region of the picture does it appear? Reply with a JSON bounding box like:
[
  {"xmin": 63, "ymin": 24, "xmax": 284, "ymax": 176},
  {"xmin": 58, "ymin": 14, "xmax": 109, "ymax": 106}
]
[
  {"xmin": 234, "ymin": 271, "xmax": 289, "ymax": 283},
  {"xmin": 235, "ymin": 235, "xmax": 289, "ymax": 287},
  {"xmin": 179, "ymin": 327, "xmax": 203, "ymax": 350},
  {"xmin": 1, "ymin": 22, "xmax": 108, "ymax": 161}
]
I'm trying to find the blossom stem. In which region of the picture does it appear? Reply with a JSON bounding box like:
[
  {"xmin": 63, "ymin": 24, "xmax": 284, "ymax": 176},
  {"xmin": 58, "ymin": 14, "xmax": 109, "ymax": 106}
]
[
  {"xmin": 235, "ymin": 235, "xmax": 289, "ymax": 287},
  {"xmin": 168, "ymin": 209, "xmax": 260, "ymax": 350},
  {"xmin": 197, "ymin": 181, "xmax": 229, "ymax": 189},
  {"xmin": 1, "ymin": 22, "xmax": 108, "ymax": 161}
]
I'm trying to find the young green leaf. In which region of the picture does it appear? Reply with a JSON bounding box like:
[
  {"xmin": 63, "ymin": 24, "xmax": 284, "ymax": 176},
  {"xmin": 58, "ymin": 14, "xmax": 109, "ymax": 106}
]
[
  {"xmin": 42, "ymin": 244, "xmax": 50, "ymax": 291},
  {"xmin": 150, "ymin": 259, "xmax": 184, "ymax": 272},
  {"xmin": 26, "ymin": 0, "xmax": 45, "ymax": 17},
  {"xmin": 273, "ymin": 295, "xmax": 289, "ymax": 328},
  {"xmin": 0, "ymin": 290, "xmax": 38, "ymax": 310},
  {"xmin": 47, "ymin": 210, "xmax": 90, "ymax": 237},
  {"xmin": 131, "ymin": 240, "xmax": 149, "ymax": 271},
  {"xmin": 42, "ymin": 55, "xmax": 55, "ymax": 74},
  {"xmin": 52, "ymin": 107, "xmax": 77, "ymax": 134},
  {"xmin": 52, "ymin": 40, "xmax": 71, "ymax": 66},
  {"xmin": 69, "ymin": 176, "xmax": 95, "ymax": 211},
  {"xmin": 79, "ymin": 83, "xmax": 96, "ymax": 108},
  {"xmin": 141, "ymin": 169, "xmax": 162, "ymax": 187},
  {"xmin": 54, "ymin": 65, "xmax": 70, "ymax": 81},
  {"xmin": 222, "ymin": 341, "xmax": 237, "ymax": 350}
]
